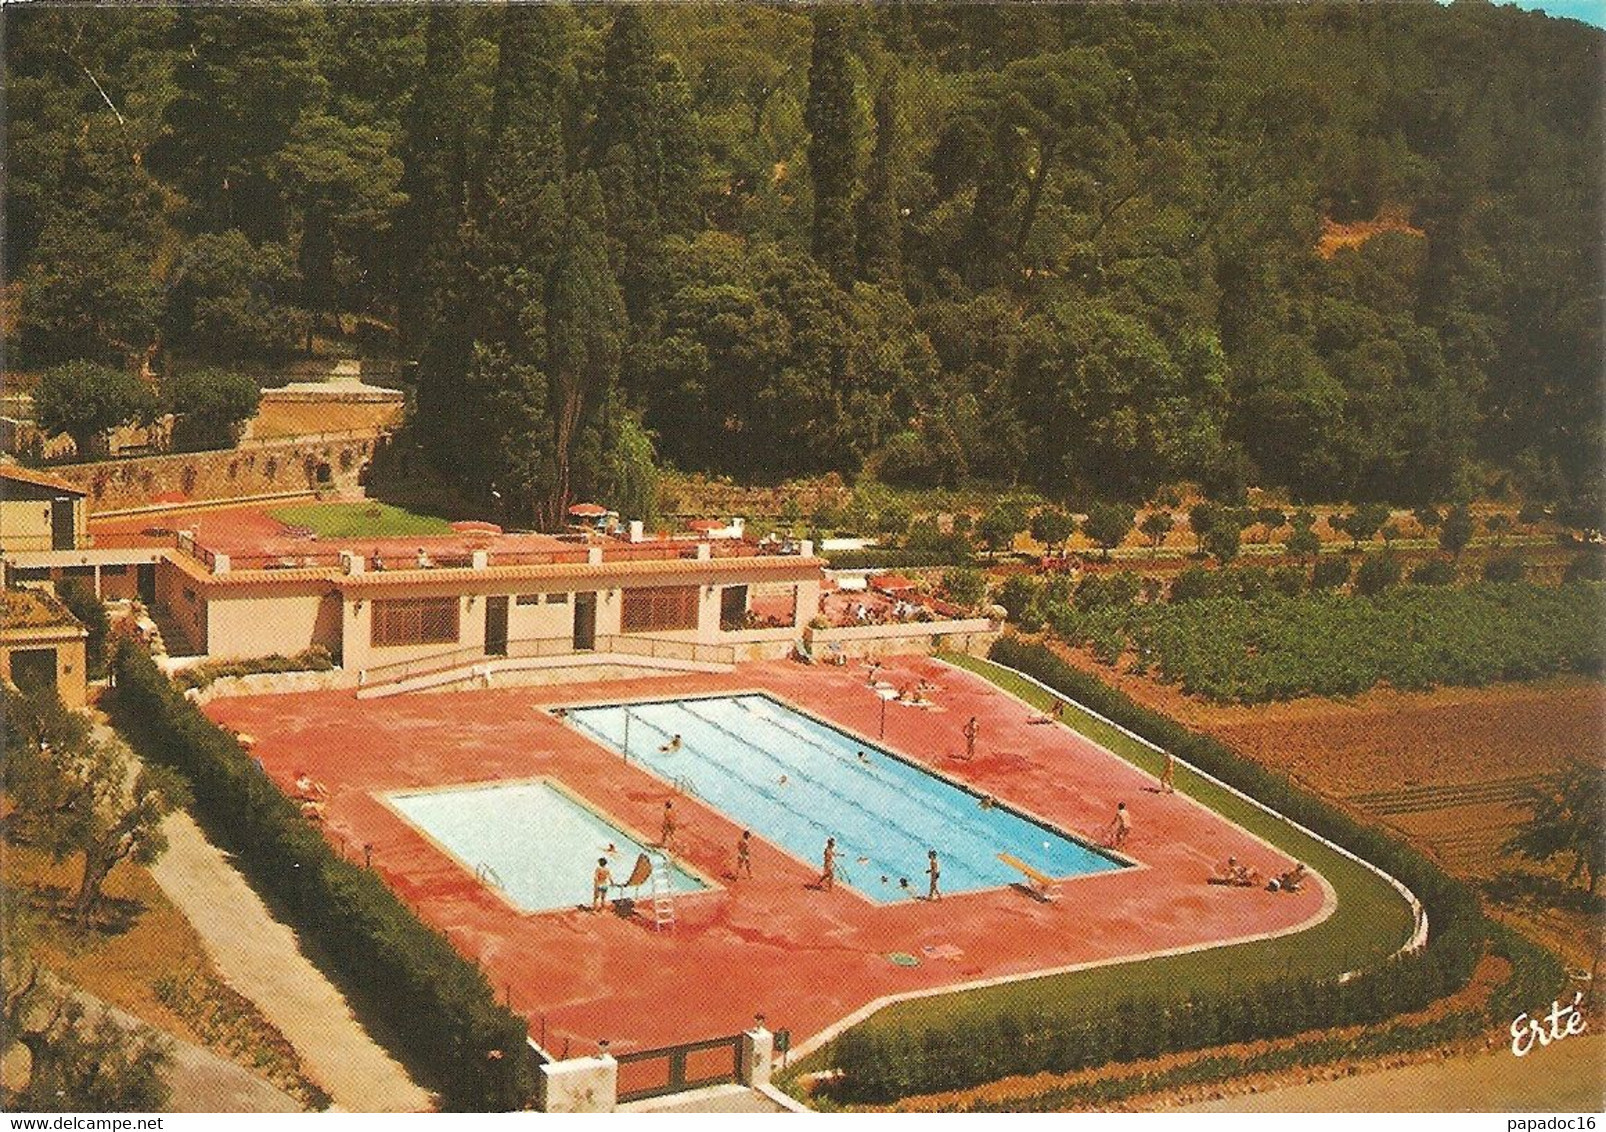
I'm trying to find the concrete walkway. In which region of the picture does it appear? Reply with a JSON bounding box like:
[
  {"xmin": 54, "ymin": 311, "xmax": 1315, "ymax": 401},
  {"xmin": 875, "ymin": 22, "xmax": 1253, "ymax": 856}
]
[
  {"xmin": 618, "ymin": 1083, "xmax": 798, "ymax": 1113},
  {"xmin": 147, "ymin": 811, "xmax": 430, "ymax": 1112},
  {"xmin": 1183, "ymin": 1034, "xmax": 1605, "ymax": 1112}
]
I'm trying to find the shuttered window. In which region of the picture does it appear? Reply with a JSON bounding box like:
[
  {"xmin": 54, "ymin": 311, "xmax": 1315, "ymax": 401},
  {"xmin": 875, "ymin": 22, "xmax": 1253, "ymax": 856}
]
[
  {"xmin": 371, "ymin": 597, "xmax": 460, "ymax": 647},
  {"xmin": 620, "ymin": 586, "xmax": 698, "ymax": 633}
]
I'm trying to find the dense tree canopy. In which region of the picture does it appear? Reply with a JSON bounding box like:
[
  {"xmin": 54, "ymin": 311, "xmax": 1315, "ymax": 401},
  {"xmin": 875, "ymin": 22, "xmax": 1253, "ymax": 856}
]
[{"xmin": 5, "ymin": 3, "xmax": 1600, "ymax": 524}]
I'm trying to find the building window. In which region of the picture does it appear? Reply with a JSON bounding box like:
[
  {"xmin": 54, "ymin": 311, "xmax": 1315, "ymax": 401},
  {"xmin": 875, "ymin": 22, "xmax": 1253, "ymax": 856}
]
[
  {"xmin": 102, "ymin": 565, "xmax": 128, "ymax": 576},
  {"xmin": 515, "ymin": 594, "xmax": 542, "ymax": 606},
  {"xmin": 371, "ymin": 597, "xmax": 460, "ymax": 647},
  {"xmin": 621, "ymin": 586, "xmax": 698, "ymax": 633},
  {"xmin": 544, "ymin": 592, "xmax": 569, "ymax": 604}
]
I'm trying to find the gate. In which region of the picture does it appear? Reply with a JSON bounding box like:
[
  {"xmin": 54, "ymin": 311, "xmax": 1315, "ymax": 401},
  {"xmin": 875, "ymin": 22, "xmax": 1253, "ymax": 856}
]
[{"xmin": 613, "ymin": 1033, "xmax": 743, "ymax": 1103}]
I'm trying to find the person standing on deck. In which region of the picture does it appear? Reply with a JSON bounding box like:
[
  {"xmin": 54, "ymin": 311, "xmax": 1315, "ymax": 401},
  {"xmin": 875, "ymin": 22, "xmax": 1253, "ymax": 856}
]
[
  {"xmin": 926, "ymin": 849, "xmax": 942, "ymax": 901},
  {"xmin": 736, "ymin": 830, "xmax": 753, "ymax": 878},
  {"xmin": 660, "ymin": 800, "xmax": 678, "ymax": 849},
  {"xmin": 821, "ymin": 837, "xmax": 837, "ymax": 891},
  {"xmin": 592, "ymin": 858, "xmax": 613, "ymax": 911},
  {"xmin": 1160, "ymin": 751, "xmax": 1176, "ymax": 793},
  {"xmin": 1108, "ymin": 802, "xmax": 1132, "ymax": 848},
  {"xmin": 962, "ymin": 716, "xmax": 979, "ymax": 760}
]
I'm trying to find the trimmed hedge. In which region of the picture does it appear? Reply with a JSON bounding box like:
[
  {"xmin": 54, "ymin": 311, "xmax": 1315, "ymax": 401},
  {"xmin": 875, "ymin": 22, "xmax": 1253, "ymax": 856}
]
[
  {"xmin": 819, "ymin": 637, "xmax": 1493, "ymax": 1104},
  {"xmin": 110, "ymin": 641, "xmax": 535, "ymax": 1110},
  {"xmin": 955, "ymin": 923, "xmax": 1565, "ymax": 1112},
  {"xmin": 176, "ymin": 646, "xmax": 335, "ymax": 690}
]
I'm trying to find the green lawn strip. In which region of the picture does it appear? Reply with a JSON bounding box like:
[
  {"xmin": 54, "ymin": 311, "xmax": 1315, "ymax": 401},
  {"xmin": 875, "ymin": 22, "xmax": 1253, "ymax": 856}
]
[
  {"xmin": 850, "ymin": 653, "xmax": 1414, "ymax": 1035},
  {"xmin": 269, "ymin": 501, "xmax": 454, "ymax": 539}
]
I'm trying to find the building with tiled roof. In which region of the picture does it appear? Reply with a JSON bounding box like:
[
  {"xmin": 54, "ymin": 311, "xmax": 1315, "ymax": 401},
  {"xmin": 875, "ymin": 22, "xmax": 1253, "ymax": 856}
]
[
  {"xmin": 0, "ymin": 588, "xmax": 88, "ymax": 707},
  {"xmin": 0, "ymin": 462, "xmax": 88, "ymax": 552}
]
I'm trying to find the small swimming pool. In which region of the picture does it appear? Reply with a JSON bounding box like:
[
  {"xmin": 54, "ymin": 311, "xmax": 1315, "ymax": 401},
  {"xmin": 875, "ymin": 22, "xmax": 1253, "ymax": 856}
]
[
  {"xmin": 386, "ymin": 780, "xmax": 707, "ymax": 914},
  {"xmin": 563, "ymin": 694, "xmax": 1123, "ymax": 903}
]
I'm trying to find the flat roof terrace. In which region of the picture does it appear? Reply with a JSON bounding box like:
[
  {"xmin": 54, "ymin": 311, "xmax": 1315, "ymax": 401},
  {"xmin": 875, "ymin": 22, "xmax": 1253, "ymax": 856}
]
[
  {"xmin": 88, "ymin": 502, "xmax": 798, "ymax": 583},
  {"xmin": 202, "ymin": 656, "xmax": 1330, "ymax": 1058}
]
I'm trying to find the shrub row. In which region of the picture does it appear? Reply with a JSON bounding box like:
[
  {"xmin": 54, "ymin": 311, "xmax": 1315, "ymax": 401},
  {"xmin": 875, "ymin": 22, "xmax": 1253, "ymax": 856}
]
[
  {"xmin": 110, "ymin": 641, "xmax": 534, "ymax": 1110},
  {"xmin": 956, "ymin": 923, "xmax": 1564, "ymax": 1112},
  {"xmin": 825, "ymin": 548, "xmax": 975, "ymax": 570},
  {"xmin": 176, "ymin": 645, "xmax": 335, "ymax": 690},
  {"xmin": 819, "ymin": 638, "xmax": 1490, "ymax": 1104}
]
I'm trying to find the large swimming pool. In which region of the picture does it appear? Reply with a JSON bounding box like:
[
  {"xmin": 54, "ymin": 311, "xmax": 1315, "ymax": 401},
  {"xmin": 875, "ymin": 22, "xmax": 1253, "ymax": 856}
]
[
  {"xmin": 563, "ymin": 694, "xmax": 1123, "ymax": 903},
  {"xmin": 386, "ymin": 780, "xmax": 707, "ymax": 913}
]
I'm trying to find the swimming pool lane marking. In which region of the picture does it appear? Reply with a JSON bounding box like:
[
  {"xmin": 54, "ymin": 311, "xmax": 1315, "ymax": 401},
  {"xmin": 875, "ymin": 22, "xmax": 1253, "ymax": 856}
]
[
  {"xmin": 655, "ymin": 698, "xmax": 976, "ymax": 881},
  {"xmin": 573, "ymin": 701, "xmax": 953, "ymax": 896},
  {"xmin": 572, "ymin": 697, "xmax": 1104, "ymax": 896},
  {"xmin": 572, "ymin": 695, "xmax": 1112, "ymax": 885}
]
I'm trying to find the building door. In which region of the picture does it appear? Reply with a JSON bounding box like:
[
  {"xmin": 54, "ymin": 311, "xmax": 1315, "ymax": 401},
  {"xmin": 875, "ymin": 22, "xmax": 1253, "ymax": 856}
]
[
  {"xmin": 8, "ymin": 649, "xmax": 57, "ymax": 696},
  {"xmin": 720, "ymin": 585, "xmax": 749, "ymax": 630},
  {"xmin": 573, "ymin": 592, "xmax": 597, "ymax": 651},
  {"xmin": 51, "ymin": 498, "xmax": 75, "ymax": 550},
  {"xmin": 137, "ymin": 563, "xmax": 157, "ymax": 605},
  {"xmin": 485, "ymin": 595, "xmax": 509, "ymax": 656}
]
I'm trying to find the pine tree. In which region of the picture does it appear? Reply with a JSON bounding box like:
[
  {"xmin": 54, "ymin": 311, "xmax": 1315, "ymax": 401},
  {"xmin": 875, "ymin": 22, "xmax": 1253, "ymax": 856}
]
[
  {"xmin": 152, "ymin": 6, "xmax": 326, "ymax": 240},
  {"xmin": 857, "ymin": 73, "xmax": 903, "ymax": 285},
  {"xmin": 805, "ymin": 8, "xmax": 858, "ymax": 288}
]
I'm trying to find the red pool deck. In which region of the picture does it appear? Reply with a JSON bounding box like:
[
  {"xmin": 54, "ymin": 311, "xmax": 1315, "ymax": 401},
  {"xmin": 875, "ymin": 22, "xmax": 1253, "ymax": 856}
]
[{"xmin": 202, "ymin": 657, "xmax": 1330, "ymax": 1058}]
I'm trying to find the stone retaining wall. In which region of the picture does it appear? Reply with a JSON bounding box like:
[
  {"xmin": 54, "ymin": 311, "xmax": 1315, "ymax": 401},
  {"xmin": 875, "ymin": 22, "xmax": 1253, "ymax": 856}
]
[
  {"xmin": 806, "ymin": 618, "xmax": 1000, "ymax": 660},
  {"xmin": 46, "ymin": 433, "xmax": 389, "ymax": 513}
]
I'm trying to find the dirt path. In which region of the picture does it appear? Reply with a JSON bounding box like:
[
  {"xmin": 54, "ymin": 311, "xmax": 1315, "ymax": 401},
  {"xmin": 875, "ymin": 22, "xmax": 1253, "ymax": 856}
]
[
  {"xmin": 83, "ymin": 993, "xmax": 303, "ymax": 1113},
  {"xmin": 1181, "ymin": 1035, "xmax": 1605, "ymax": 1112},
  {"xmin": 146, "ymin": 811, "xmax": 430, "ymax": 1112}
]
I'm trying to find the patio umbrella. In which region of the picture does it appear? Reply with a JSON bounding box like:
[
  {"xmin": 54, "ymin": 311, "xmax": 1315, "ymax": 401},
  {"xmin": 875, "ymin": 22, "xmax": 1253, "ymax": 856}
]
[
  {"xmin": 568, "ymin": 502, "xmax": 608, "ymax": 518},
  {"xmin": 687, "ymin": 519, "xmax": 724, "ymax": 533}
]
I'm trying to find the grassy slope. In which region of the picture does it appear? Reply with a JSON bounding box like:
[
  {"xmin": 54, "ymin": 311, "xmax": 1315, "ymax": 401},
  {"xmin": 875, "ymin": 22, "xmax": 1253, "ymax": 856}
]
[
  {"xmin": 268, "ymin": 502, "xmax": 453, "ymax": 539},
  {"xmin": 853, "ymin": 654, "xmax": 1415, "ymax": 1034}
]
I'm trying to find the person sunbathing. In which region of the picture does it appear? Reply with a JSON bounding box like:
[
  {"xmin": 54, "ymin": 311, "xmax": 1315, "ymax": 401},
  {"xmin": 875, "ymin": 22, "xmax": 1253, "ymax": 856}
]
[
  {"xmin": 1209, "ymin": 856, "xmax": 1257, "ymax": 886},
  {"xmin": 1269, "ymin": 862, "xmax": 1308, "ymax": 892}
]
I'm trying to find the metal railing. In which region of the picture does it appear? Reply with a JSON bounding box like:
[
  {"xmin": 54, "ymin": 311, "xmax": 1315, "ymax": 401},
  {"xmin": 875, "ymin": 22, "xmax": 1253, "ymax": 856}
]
[
  {"xmin": 358, "ymin": 633, "xmax": 736, "ymax": 688},
  {"xmin": 593, "ymin": 634, "xmax": 736, "ymax": 667},
  {"xmin": 359, "ymin": 645, "xmax": 489, "ymax": 686}
]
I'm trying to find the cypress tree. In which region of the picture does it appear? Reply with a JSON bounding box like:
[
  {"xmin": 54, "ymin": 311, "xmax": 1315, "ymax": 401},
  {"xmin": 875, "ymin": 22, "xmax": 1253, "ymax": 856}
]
[
  {"xmin": 541, "ymin": 172, "xmax": 625, "ymax": 530},
  {"xmin": 805, "ymin": 8, "xmax": 858, "ymax": 288},
  {"xmin": 396, "ymin": 6, "xmax": 470, "ymax": 353},
  {"xmin": 857, "ymin": 73, "xmax": 902, "ymax": 285},
  {"xmin": 417, "ymin": 5, "xmax": 570, "ymax": 514},
  {"xmin": 591, "ymin": 8, "xmax": 701, "ymax": 317}
]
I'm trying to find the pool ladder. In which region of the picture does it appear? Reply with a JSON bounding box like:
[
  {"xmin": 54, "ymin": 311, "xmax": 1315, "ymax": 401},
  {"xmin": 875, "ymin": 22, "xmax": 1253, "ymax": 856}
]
[
  {"xmin": 648, "ymin": 852, "xmax": 676, "ymax": 932},
  {"xmin": 475, "ymin": 862, "xmax": 505, "ymax": 889}
]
